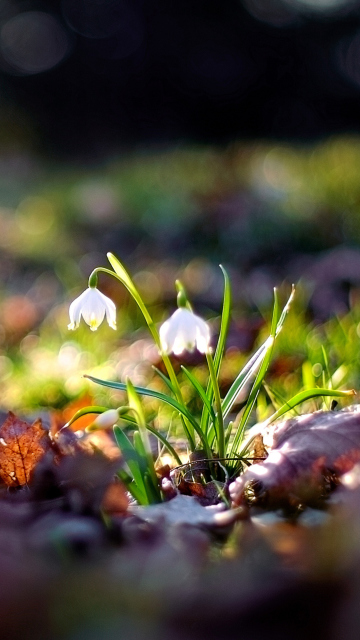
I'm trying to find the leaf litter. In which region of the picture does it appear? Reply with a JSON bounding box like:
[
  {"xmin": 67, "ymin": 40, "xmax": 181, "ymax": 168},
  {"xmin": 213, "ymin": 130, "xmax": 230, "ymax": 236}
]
[
  {"xmin": 230, "ymin": 405, "xmax": 360, "ymax": 510},
  {"xmin": 0, "ymin": 412, "xmax": 51, "ymax": 486},
  {"xmin": 0, "ymin": 408, "xmax": 360, "ymax": 638}
]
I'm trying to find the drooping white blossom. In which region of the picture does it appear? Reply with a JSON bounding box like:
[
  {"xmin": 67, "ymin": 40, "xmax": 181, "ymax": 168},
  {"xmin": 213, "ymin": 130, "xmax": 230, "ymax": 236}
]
[
  {"xmin": 91, "ymin": 409, "xmax": 119, "ymax": 429},
  {"xmin": 159, "ymin": 307, "xmax": 211, "ymax": 355},
  {"xmin": 68, "ymin": 287, "xmax": 116, "ymax": 331}
]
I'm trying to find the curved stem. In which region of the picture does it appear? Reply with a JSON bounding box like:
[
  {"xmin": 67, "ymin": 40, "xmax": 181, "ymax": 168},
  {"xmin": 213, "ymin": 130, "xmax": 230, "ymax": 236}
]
[
  {"xmin": 206, "ymin": 352, "xmax": 225, "ymax": 459},
  {"xmin": 90, "ymin": 266, "xmax": 196, "ymax": 450}
]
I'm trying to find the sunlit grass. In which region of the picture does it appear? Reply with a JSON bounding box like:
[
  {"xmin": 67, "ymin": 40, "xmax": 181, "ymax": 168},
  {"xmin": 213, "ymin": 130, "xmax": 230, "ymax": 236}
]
[
  {"xmin": 0, "ymin": 136, "xmax": 360, "ymax": 426},
  {"xmin": 0, "ymin": 279, "xmax": 358, "ymax": 423}
]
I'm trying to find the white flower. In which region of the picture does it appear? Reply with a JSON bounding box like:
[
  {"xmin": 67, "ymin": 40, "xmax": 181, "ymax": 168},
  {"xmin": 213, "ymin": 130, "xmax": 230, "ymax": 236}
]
[
  {"xmin": 159, "ymin": 308, "xmax": 211, "ymax": 355},
  {"xmin": 90, "ymin": 409, "xmax": 119, "ymax": 430},
  {"xmin": 68, "ymin": 287, "xmax": 116, "ymax": 331}
]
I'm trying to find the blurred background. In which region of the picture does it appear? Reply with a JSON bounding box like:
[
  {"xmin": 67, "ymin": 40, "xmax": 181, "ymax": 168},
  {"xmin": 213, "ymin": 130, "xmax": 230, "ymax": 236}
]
[{"xmin": 1, "ymin": 0, "xmax": 360, "ymax": 416}]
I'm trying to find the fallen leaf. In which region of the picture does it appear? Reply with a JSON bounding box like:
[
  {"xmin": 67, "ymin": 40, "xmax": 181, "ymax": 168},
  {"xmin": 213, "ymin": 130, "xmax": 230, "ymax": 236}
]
[
  {"xmin": 50, "ymin": 393, "xmax": 96, "ymax": 434},
  {"xmin": 53, "ymin": 450, "xmax": 122, "ymax": 514},
  {"xmin": 173, "ymin": 449, "xmax": 226, "ymax": 505},
  {"xmin": 52, "ymin": 425, "xmax": 86, "ymax": 456},
  {"xmin": 230, "ymin": 405, "xmax": 360, "ymax": 509},
  {"xmin": 101, "ymin": 479, "xmax": 129, "ymax": 515},
  {"xmin": 252, "ymin": 433, "xmax": 267, "ymax": 462},
  {"xmin": 179, "ymin": 479, "xmax": 226, "ymax": 506},
  {"xmin": 0, "ymin": 412, "xmax": 51, "ymax": 487},
  {"xmin": 130, "ymin": 494, "xmax": 243, "ymax": 528}
]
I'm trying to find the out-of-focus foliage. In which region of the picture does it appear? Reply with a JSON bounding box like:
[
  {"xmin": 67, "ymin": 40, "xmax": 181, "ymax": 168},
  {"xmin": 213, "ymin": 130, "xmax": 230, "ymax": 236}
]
[{"xmin": 1, "ymin": 138, "xmax": 360, "ymax": 421}]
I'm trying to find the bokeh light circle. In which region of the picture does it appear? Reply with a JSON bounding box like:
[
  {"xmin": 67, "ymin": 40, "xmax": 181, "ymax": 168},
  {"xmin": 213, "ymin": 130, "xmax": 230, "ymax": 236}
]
[
  {"xmin": 283, "ymin": 0, "xmax": 355, "ymax": 12},
  {"xmin": 336, "ymin": 32, "xmax": 360, "ymax": 88},
  {"xmin": 62, "ymin": 0, "xmax": 135, "ymax": 40},
  {"xmin": 0, "ymin": 11, "xmax": 70, "ymax": 75}
]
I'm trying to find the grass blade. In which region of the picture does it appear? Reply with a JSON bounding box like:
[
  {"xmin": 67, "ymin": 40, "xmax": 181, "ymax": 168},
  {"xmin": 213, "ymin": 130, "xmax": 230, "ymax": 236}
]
[
  {"xmin": 265, "ymin": 387, "xmax": 356, "ymax": 425},
  {"xmin": 222, "ymin": 286, "xmax": 295, "ymax": 421},
  {"xmin": 146, "ymin": 424, "xmax": 182, "ymax": 465},
  {"xmin": 113, "ymin": 426, "xmax": 147, "ymax": 503},
  {"xmin": 214, "ymin": 265, "xmax": 232, "ymax": 373},
  {"xmin": 85, "ymin": 374, "xmax": 209, "ymax": 455},
  {"xmin": 152, "ymin": 366, "xmax": 176, "ymax": 395},
  {"xmin": 133, "ymin": 430, "xmax": 161, "ymax": 503},
  {"xmin": 221, "ymin": 340, "xmax": 269, "ymax": 419},
  {"xmin": 263, "ymin": 382, "xmax": 301, "ymax": 414},
  {"xmin": 230, "ymin": 337, "xmax": 276, "ymax": 456},
  {"xmin": 117, "ymin": 470, "xmax": 146, "ymax": 504},
  {"xmin": 126, "ymin": 379, "xmax": 160, "ymax": 497},
  {"xmin": 200, "ymin": 264, "xmax": 231, "ymax": 434},
  {"xmin": 206, "ymin": 351, "xmax": 225, "ymax": 458},
  {"xmin": 229, "ymin": 289, "xmax": 279, "ymax": 456},
  {"xmin": 126, "ymin": 379, "xmax": 150, "ymax": 450},
  {"xmin": 181, "ymin": 365, "xmax": 216, "ymax": 423}
]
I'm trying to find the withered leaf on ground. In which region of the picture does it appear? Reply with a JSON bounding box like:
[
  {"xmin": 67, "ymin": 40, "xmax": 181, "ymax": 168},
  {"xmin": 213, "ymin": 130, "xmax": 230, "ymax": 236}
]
[
  {"xmin": 230, "ymin": 405, "xmax": 360, "ymax": 509},
  {"xmin": 131, "ymin": 494, "xmax": 241, "ymax": 528},
  {"xmin": 101, "ymin": 478, "xmax": 129, "ymax": 515},
  {"xmin": 0, "ymin": 412, "xmax": 52, "ymax": 487}
]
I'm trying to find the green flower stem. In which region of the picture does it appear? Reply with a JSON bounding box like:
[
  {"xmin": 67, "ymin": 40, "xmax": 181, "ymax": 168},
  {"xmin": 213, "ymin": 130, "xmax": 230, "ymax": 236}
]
[
  {"xmin": 206, "ymin": 352, "xmax": 225, "ymax": 459},
  {"xmin": 89, "ymin": 266, "xmax": 196, "ymax": 450},
  {"xmin": 62, "ymin": 405, "xmax": 110, "ymax": 429},
  {"xmin": 125, "ymin": 405, "xmax": 159, "ymax": 492},
  {"xmin": 89, "ymin": 266, "xmax": 152, "ymax": 327},
  {"xmin": 175, "ymin": 280, "xmax": 192, "ymax": 311}
]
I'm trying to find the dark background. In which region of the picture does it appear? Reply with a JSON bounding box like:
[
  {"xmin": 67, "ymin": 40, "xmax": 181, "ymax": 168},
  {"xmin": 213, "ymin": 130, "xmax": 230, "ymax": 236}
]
[{"xmin": 1, "ymin": 0, "xmax": 360, "ymax": 157}]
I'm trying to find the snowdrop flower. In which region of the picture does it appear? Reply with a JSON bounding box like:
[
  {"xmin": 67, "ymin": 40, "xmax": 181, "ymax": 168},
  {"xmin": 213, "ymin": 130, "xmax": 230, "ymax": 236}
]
[
  {"xmin": 68, "ymin": 287, "xmax": 116, "ymax": 331},
  {"xmin": 159, "ymin": 308, "xmax": 211, "ymax": 355},
  {"xmin": 89, "ymin": 409, "xmax": 120, "ymax": 430}
]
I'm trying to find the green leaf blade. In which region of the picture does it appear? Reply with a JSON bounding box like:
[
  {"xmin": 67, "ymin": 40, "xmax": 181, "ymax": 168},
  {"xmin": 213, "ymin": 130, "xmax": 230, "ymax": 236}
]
[
  {"xmin": 200, "ymin": 264, "xmax": 231, "ymax": 434},
  {"xmin": 214, "ymin": 265, "xmax": 232, "ymax": 374},
  {"xmin": 86, "ymin": 374, "xmax": 208, "ymax": 454},
  {"xmin": 266, "ymin": 388, "xmax": 356, "ymax": 425},
  {"xmin": 113, "ymin": 426, "xmax": 148, "ymax": 502},
  {"xmin": 229, "ymin": 288, "xmax": 280, "ymax": 456},
  {"xmin": 181, "ymin": 365, "xmax": 216, "ymax": 423}
]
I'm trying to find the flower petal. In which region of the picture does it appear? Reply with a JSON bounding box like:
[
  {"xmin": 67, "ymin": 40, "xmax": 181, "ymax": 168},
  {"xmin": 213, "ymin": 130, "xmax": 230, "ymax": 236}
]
[
  {"xmin": 68, "ymin": 289, "xmax": 89, "ymax": 330},
  {"xmin": 103, "ymin": 296, "xmax": 117, "ymax": 330},
  {"xmin": 92, "ymin": 409, "xmax": 119, "ymax": 429},
  {"xmin": 80, "ymin": 290, "xmax": 106, "ymax": 330},
  {"xmin": 68, "ymin": 287, "xmax": 116, "ymax": 331},
  {"xmin": 159, "ymin": 307, "xmax": 210, "ymax": 355},
  {"xmin": 159, "ymin": 318, "xmax": 173, "ymax": 354},
  {"xmin": 194, "ymin": 315, "xmax": 211, "ymax": 353}
]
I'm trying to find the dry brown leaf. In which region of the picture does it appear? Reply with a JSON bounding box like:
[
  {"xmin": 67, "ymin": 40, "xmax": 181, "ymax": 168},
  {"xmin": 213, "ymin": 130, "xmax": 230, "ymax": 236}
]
[
  {"xmin": 230, "ymin": 405, "xmax": 360, "ymax": 509},
  {"xmin": 130, "ymin": 494, "xmax": 241, "ymax": 528},
  {"xmin": 50, "ymin": 393, "xmax": 95, "ymax": 435},
  {"xmin": 101, "ymin": 479, "xmax": 129, "ymax": 515},
  {"xmin": 180, "ymin": 479, "xmax": 226, "ymax": 506},
  {"xmin": 0, "ymin": 412, "xmax": 51, "ymax": 487},
  {"xmin": 252, "ymin": 434, "xmax": 267, "ymax": 463}
]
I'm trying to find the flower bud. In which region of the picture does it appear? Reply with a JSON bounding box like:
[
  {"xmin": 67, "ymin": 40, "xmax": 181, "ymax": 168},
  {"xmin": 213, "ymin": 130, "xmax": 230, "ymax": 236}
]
[{"xmin": 90, "ymin": 409, "xmax": 119, "ymax": 430}]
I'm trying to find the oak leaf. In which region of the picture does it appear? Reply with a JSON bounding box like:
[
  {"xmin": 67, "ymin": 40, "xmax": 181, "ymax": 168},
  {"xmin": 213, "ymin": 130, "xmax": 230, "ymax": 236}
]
[{"xmin": 0, "ymin": 412, "xmax": 51, "ymax": 487}]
